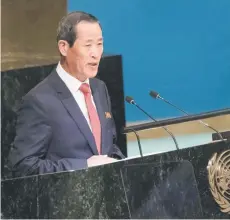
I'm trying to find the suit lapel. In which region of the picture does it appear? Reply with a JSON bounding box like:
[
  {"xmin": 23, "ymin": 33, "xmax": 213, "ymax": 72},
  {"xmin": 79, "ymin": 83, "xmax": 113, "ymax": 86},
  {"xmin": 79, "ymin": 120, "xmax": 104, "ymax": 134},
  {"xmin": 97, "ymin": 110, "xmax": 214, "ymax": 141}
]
[{"xmin": 48, "ymin": 70, "xmax": 98, "ymax": 155}]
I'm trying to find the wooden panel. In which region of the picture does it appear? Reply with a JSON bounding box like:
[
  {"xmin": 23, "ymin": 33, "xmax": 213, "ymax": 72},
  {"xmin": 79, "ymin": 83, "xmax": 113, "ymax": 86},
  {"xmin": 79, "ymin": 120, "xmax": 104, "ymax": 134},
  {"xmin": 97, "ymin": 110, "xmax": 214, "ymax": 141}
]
[
  {"xmin": 126, "ymin": 114, "xmax": 230, "ymax": 141},
  {"xmin": 1, "ymin": 0, "xmax": 67, "ymax": 71}
]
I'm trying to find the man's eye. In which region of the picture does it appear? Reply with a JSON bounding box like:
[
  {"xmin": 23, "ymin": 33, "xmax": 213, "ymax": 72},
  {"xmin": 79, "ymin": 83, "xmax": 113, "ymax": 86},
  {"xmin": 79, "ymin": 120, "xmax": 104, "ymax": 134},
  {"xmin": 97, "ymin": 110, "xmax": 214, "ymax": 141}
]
[{"xmin": 85, "ymin": 44, "xmax": 91, "ymax": 47}]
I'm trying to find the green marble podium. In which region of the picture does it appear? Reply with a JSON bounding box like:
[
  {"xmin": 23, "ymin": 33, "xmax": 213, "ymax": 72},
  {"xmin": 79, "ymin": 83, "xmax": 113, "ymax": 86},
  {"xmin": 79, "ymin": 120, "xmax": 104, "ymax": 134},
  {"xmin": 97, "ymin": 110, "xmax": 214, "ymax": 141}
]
[{"xmin": 2, "ymin": 128, "xmax": 230, "ymax": 218}]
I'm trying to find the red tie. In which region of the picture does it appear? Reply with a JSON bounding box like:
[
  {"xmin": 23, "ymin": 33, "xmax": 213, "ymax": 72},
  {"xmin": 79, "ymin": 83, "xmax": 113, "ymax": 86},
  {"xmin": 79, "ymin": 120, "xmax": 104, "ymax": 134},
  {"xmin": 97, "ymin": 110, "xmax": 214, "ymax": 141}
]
[{"xmin": 79, "ymin": 83, "xmax": 101, "ymax": 154}]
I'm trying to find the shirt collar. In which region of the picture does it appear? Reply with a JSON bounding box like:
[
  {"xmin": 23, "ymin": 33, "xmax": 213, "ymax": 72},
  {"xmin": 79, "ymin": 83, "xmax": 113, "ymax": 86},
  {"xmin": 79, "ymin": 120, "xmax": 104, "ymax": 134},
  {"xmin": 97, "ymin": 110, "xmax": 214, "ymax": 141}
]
[{"xmin": 56, "ymin": 62, "xmax": 90, "ymax": 93}]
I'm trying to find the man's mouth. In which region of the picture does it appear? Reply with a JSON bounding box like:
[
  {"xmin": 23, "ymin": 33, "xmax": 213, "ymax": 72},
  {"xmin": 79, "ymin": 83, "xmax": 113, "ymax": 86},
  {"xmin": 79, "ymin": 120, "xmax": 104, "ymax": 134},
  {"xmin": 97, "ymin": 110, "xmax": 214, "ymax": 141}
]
[{"xmin": 88, "ymin": 62, "xmax": 98, "ymax": 66}]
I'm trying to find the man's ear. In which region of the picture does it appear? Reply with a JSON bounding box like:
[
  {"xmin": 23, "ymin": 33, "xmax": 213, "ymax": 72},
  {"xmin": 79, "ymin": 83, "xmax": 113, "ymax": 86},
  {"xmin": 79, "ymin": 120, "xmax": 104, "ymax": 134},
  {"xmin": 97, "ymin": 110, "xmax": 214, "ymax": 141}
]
[{"xmin": 58, "ymin": 40, "xmax": 69, "ymax": 56}]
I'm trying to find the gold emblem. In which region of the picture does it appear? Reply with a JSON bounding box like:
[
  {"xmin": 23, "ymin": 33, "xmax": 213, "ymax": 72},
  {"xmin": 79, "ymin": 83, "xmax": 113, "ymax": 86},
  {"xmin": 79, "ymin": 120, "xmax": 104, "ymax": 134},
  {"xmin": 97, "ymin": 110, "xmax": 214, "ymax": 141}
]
[
  {"xmin": 207, "ymin": 150, "xmax": 230, "ymax": 214},
  {"xmin": 105, "ymin": 112, "xmax": 112, "ymax": 119}
]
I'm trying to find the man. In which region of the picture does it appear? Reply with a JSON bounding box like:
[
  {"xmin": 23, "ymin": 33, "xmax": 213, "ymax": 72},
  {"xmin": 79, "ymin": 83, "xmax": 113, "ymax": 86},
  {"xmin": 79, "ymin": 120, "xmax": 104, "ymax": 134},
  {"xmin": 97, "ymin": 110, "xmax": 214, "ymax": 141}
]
[{"xmin": 9, "ymin": 11, "xmax": 125, "ymax": 177}]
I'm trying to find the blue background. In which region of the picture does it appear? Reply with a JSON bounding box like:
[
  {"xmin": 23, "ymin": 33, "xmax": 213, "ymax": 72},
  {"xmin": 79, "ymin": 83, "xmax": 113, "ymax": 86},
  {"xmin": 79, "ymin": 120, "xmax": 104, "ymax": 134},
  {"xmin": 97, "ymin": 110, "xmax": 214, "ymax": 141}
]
[{"xmin": 68, "ymin": 0, "xmax": 230, "ymax": 122}]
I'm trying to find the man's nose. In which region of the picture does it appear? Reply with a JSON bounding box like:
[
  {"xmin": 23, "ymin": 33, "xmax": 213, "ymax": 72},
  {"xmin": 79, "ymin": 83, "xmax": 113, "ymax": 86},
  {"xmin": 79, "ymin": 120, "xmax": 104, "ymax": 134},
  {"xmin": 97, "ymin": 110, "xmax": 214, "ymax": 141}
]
[{"xmin": 89, "ymin": 46, "xmax": 101, "ymax": 58}]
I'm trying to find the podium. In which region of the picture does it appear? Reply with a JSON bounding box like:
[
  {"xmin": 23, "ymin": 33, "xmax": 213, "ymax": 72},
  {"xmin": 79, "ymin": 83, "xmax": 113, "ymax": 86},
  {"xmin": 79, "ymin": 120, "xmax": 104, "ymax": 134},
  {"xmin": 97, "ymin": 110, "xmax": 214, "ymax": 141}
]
[{"xmin": 2, "ymin": 107, "xmax": 230, "ymax": 218}]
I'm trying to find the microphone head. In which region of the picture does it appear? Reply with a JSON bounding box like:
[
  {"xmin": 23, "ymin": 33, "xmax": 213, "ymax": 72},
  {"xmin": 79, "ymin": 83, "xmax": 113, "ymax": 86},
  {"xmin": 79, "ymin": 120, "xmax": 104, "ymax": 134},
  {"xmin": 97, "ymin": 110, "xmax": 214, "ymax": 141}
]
[
  {"xmin": 125, "ymin": 96, "xmax": 135, "ymax": 104},
  {"xmin": 149, "ymin": 90, "xmax": 159, "ymax": 99}
]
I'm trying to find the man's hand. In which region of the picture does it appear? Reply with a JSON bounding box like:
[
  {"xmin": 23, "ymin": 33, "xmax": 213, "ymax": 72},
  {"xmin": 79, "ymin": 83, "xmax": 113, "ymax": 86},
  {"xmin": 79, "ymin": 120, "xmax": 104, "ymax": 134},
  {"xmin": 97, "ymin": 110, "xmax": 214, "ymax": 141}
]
[{"xmin": 87, "ymin": 155, "xmax": 117, "ymax": 167}]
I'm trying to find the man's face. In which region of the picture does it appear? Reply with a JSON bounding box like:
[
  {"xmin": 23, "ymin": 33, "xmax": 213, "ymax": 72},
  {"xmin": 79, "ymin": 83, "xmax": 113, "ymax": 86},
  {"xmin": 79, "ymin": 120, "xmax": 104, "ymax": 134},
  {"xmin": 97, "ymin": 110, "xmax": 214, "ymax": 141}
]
[{"xmin": 63, "ymin": 21, "xmax": 103, "ymax": 80}]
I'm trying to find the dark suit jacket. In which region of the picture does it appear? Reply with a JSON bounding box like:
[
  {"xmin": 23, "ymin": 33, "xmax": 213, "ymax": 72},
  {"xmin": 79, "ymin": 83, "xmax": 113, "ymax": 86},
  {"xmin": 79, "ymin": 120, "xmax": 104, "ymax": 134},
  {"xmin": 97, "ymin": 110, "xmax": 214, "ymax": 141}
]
[{"xmin": 9, "ymin": 69, "xmax": 125, "ymax": 177}]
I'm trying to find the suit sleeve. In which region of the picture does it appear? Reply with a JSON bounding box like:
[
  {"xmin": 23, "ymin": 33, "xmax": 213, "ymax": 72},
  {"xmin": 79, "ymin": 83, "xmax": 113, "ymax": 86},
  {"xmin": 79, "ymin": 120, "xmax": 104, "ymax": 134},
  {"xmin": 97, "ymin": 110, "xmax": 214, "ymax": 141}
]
[
  {"xmin": 103, "ymin": 83, "xmax": 126, "ymax": 159},
  {"xmin": 8, "ymin": 94, "xmax": 88, "ymax": 178}
]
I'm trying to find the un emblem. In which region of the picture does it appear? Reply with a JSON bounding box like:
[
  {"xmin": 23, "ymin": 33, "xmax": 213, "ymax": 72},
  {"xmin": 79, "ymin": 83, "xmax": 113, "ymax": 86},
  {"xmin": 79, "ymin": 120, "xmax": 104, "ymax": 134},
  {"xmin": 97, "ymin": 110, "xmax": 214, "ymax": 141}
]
[{"xmin": 207, "ymin": 150, "xmax": 230, "ymax": 214}]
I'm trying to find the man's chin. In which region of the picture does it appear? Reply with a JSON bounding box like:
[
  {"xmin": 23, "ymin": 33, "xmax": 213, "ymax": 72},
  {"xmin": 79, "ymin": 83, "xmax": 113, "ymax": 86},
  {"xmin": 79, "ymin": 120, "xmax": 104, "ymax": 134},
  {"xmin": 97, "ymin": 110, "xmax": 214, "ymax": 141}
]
[{"xmin": 86, "ymin": 71, "xmax": 98, "ymax": 79}]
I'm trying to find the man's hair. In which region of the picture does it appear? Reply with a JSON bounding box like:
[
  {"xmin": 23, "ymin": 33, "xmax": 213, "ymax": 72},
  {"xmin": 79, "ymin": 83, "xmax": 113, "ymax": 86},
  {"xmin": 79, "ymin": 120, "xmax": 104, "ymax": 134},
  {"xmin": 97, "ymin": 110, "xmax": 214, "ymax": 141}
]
[{"xmin": 56, "ymin": 11, "xmax": 100, "ymax": 47}]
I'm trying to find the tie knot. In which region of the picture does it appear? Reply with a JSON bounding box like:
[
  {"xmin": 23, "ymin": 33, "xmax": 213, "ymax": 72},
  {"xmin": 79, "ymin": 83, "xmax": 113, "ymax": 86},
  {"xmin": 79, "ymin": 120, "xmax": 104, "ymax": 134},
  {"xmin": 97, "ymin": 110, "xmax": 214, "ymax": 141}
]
[{"xmin": 79, "ymin": 83, "xmax": 91, "ymax": 94}]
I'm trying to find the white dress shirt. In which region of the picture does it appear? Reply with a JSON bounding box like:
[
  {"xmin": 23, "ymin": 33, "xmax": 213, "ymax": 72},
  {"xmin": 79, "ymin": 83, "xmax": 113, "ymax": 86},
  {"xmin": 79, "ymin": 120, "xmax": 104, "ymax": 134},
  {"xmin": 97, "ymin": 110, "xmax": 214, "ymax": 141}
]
[{"xmin": 56, "ymin": 62, "xmax": 97, "ymax": 131}]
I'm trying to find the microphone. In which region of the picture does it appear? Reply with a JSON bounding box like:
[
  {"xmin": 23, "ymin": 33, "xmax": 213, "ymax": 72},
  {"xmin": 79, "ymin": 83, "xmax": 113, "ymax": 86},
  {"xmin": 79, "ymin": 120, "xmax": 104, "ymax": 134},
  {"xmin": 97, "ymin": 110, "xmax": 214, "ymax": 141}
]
[
  {"xmin": 149, "ymin": 90, "xmax": 225, "ymax": 141},
  {"xmin": 125, "ymin": 96, "xmax": 180, "ymax": 151},
  {"xmin": 124, "ymin": 128, "xmax": 143, "ymax": 158}
]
